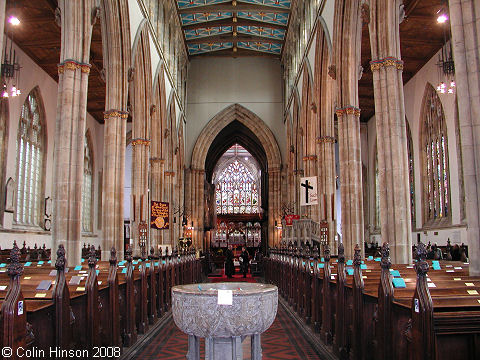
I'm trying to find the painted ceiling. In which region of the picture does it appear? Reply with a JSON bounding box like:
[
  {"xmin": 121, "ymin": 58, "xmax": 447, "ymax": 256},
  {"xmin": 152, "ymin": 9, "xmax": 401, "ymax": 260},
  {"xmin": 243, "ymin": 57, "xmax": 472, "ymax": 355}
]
[{"xmin": 176, "ymin": 0, "xmax": 291, "ymax": 56}]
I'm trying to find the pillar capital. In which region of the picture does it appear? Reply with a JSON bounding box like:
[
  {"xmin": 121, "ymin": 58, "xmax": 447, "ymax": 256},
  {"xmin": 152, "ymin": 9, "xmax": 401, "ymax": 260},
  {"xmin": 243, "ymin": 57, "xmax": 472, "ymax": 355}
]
[
  {"xmin": 316, "ymin": 136, "xmax": 336, "ymax": 144},
  {"xmin": 57, "ymin": 59, "xmax": 92, "ymax": 74},
  {"xmin": 131, "ymin": 138, "xmax": 151, "ymax": 147},
  {"xmin": 150, "ymin": 157, "xmax": 165, "ymax": 164},
  {"xmin": 335, "ymin": 106, "xmax": 361, "ymax": 117},
  {"xmin": 302, "ymin": 155, "xmax": 317, "ymax": 161},
  {"xmin": 103, "ymin": 109, "xmax": 129, "ymax": 120},
  {"xmin": 370, "ymin": 57, "xmax": 404, "ymax": 72}
]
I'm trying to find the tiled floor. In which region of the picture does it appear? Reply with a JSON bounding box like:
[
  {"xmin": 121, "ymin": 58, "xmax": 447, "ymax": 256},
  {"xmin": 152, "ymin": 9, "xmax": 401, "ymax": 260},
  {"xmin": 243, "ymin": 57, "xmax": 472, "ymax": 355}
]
[{"xmin": 132, "ymin": 300, "xmax": 322, "ymax": 359}]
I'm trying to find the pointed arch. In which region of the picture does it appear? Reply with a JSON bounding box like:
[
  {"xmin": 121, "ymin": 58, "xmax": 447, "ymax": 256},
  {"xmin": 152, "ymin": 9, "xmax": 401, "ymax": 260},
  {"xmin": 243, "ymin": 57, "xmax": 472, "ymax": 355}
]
[
  {"xmin": 316, "ymin": 16, "xmax": 333, "ymax": 58},
  {"xmin": 189, "ymin": 104, "xmax": 282, "ymax": 248},
  {"xmin": 15, "ymin": 87, "xmax": 47, "ymax": 227},
  {"xmin": 191, "ymin": 104, "xmax": 281, "ymax": 171},
  {"xmin": 152, "ymin": 61, "xmax": 167, "ymax": 158},
  {"xmin": 302, "ymin": 58, "xmax": 315, "ymax": 101}
]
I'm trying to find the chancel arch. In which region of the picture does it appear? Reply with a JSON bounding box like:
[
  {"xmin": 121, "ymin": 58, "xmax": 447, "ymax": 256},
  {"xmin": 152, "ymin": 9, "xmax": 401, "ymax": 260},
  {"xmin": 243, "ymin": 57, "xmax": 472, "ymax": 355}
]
[{"xmin": 188, "ymin": 104, "xmax": 282, "ymax": 250}]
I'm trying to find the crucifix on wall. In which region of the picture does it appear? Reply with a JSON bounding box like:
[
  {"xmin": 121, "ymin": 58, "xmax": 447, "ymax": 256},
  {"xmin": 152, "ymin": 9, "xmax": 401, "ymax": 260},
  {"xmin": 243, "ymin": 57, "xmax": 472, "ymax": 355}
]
[{"xmin": 300, "ymin": 176, "xmax": 318, "ymax": 206}]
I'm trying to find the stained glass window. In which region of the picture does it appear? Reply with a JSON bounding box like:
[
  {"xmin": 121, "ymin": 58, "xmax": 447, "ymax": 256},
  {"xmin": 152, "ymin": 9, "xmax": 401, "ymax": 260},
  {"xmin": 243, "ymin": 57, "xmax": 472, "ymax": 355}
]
[
  {"xmin": 422, "ymin": 84, "xmax": 450, "ymax": 224},
  {"xmin": 216, "ymin": 159, "xmax": 259, "ymax": 214},
  {"xmin": 82, "ymin": 133, "xmax": 93, "ymax": 233},
  {"xmin": 406, "ymin": 121, "xmax": 415, "ymax": 228},
  {"xmin": 0, "ymin": 99, "xmax": 7, "ymax": 219},
  {"xmin": 15, "ymin": 89, "xmax": 44, "ymax": 226},
  {"xmin": 374, "ymin": 147, "xmax": 380, "ymax": 229}
]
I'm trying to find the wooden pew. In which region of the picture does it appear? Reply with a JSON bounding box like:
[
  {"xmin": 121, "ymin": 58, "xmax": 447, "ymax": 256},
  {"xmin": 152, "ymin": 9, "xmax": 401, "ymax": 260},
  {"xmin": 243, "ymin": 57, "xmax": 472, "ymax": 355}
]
[
  {"xmin": 0, "ymin": 241, "xmax": 201, "ymax": 358},
  {"xmin": 0, "ymin": 242, "xmax": 27, "ymax": 360},
  {"xmin": 148, "ymin": 247, "xmax": 157, "ymax": 326},
  {"xmin": 267, "ymin": 241, "xmax": 480, "ymax": 360}
]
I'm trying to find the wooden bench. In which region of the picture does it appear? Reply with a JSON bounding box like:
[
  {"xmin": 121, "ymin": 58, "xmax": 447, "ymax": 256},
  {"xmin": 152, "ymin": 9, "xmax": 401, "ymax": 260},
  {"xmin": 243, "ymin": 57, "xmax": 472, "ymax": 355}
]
[
  {"xmin": 0, "ymin": 242, "xmax": 202, "ymax": 358},
  {"xmin": 266, "ymin": 242, "xmax": 480, "ymax": 360}
]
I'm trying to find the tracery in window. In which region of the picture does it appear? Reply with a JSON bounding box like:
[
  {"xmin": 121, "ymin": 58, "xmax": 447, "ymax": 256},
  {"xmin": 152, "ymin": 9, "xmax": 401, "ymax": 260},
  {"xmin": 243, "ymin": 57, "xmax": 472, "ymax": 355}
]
[
  {"xmin": 375, "ymin": 147, "xmax": 380, "ymax": 229},
  {"xmin": 82, "ymin": 132, "xmax": 93, "ymax": 232},
  {"xmin": 15, "ymin": 89, "xmax": 45, "ymax": 227},
  {"xmin": 422, "ymin": 84, "xmax": 450, "ymax": 225},
  {"xmin": 406, "ymin": 121, "xmax": 415, "ymax": 228},
  {"xmin": 215, "ymin": 160, "xmax": 259, "ymax": 214},
  {"xmin": 214, "ymin": 144, "xmax": 261, "ymax": 215}
]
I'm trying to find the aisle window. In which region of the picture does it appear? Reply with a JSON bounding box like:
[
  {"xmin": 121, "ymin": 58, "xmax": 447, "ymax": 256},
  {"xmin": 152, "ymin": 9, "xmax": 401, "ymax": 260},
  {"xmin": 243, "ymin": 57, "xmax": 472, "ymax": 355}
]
[{"xmin": 15, "ymin": 89, "xmax": 45, "ymax": 227}]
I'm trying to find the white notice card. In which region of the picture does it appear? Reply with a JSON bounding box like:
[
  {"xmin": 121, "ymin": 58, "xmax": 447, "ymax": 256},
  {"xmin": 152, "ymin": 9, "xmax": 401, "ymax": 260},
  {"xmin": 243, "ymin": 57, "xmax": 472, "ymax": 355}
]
[{"xmin": 218, "ymin": 290, "xmax": 233, "ymax": 305}]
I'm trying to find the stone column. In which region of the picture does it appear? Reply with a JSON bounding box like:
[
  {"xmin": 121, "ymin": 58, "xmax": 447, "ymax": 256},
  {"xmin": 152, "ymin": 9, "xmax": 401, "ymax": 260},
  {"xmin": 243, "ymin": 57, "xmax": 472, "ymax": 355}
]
[
  {"xmin": 316, "ymin": 57, "xmax": 336, "ymax": 253},
  {"xmin": 99, "ymin": 0, "xmax": 130, "ymax": 261},
  {"xmin": 0, "ymin": 1, "xmax": 5, "ymax": 64},
  {"xmin": 130, "ymin": 43, "xmax": 152, "ymax": 256},
  {"xmin": 333, "ymin": 0, "xmax": 365, "ymax": 258},
  {"xmin": 52, "ymin": 1, "xmax": 96, "ymax": 265},
  {"xmin": 131, "ymin": 139, "xmax": 150, "ymax": 256},
  {"xmin": 269, "ymin": 168, "xmax": 282, "ymax": 247},
  {"xmin": 102, "ymin": 111, "xmax": 128, "ymax": 259},
  {"xmin": 336, "ymin": 108, "xmax": 364, "ymax": 258},
  {"xmin": 448, "ymin": 0, "xmax": 480, "ymax": 275},
  {"xmin": 367, "ymin": 0, "xmax": 412, "ymax": 264},
  {"xmin": 186, "ymin": 168, "xmax": 205, "ymax": 249}
]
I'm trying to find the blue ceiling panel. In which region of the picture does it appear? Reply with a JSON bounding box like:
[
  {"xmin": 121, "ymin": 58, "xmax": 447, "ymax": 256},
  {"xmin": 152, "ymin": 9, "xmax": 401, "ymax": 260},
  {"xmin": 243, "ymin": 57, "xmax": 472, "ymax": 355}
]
[
  {"xmin": 237, "ymin": 11, "xmax": 289, "ymax": 26},
  {"xmin": 185, "ymin": 26, "xmax": 233, "ymax": 40},
  {"xmin": 187, "ymin": 42, "xmax": 234, "ymax": 55},
  {"xmin": 236, "ymin": 25, "xmax": 285, "ymax": 40},
  {"xmin": 237, "ymin": 41, "xmax": 282, "ymax": 54}
]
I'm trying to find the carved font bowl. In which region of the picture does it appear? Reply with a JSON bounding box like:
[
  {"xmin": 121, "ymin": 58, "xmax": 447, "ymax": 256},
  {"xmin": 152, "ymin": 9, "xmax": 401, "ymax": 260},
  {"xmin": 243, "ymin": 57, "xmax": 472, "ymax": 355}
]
[{"xmin": 172, "ymin": 282, "xmax": 278, "ymax": 338}]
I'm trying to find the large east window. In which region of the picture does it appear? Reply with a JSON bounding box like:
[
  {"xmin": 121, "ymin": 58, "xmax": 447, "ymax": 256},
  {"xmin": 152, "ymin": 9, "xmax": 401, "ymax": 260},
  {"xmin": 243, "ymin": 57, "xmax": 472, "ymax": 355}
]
[
  {"xmin": 214, "ymin": 144, "xmax": 260, "ymax": 215},
  {"xmin": 15, "ymin": 89, "xmax": 45, "ymax": 227}
]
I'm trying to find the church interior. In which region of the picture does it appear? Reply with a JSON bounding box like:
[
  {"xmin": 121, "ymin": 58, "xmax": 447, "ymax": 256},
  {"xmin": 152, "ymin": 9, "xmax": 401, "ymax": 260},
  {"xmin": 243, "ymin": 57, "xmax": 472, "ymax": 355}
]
[{"xmin": 0, "ymin": 0, "xmax": 479, "ymax": 359}]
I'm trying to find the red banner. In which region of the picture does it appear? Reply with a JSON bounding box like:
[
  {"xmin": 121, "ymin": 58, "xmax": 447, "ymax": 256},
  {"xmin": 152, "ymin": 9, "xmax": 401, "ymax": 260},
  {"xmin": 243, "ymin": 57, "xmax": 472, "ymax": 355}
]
[
  {"xmin": 151, "ymin": 201, "xmax": 169, "ymax": 230},
  {"xmin": 284, "ymin": 214, "xmax": 300, "ymax": 226}
]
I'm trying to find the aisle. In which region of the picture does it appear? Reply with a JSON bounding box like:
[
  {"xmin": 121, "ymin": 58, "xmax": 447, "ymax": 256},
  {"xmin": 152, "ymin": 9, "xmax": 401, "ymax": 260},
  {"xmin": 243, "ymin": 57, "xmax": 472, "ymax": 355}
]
[
  {"xmin": 208, "ymin": 268, "xmax": 257, "ymax": 283},
  {"xmin": 131, "ymin": 302, "xmax": 323, "ymax": 359}
]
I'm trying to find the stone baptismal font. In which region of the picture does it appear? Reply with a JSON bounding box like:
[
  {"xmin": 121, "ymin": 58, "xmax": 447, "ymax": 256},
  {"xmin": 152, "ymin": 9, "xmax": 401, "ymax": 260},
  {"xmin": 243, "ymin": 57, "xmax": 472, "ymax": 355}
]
[{"xmin": 172, "ymin": 282, "xmax": 278, "ymax": 360}]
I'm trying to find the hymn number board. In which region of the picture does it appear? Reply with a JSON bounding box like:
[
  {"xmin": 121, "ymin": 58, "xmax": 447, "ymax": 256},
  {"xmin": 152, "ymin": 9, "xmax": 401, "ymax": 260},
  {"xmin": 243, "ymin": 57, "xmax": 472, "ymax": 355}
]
[{"xmin": 320, "ymin": 220, "xmax": 328, "ymax": 245}]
